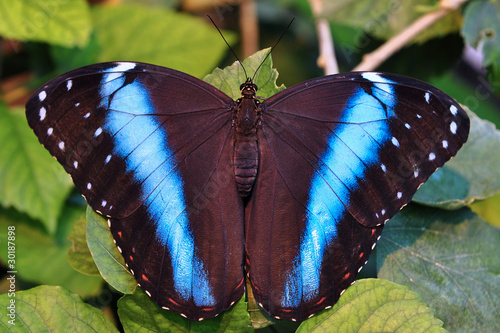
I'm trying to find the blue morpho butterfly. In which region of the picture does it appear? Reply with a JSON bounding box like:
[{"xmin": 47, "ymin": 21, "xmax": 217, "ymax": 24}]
[{"xmin": 26, "ymin": 50, "xmax": 469, "ymax": 321}]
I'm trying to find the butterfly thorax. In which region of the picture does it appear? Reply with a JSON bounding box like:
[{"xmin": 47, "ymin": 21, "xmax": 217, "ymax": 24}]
[{"xmin": 233, "ymin": 79, "xmax": 260, "ymax": 197}]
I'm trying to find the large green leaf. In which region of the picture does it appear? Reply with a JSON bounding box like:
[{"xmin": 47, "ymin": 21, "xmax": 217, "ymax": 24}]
[
  {"xmin": 377, "ymin": 205, "xmax": 500, "ymax": 332},
  {"xmin": 51, "ymin": 4, "xmax": 236, "ymax": 78},
  {"xmin": 0, "ymin": 206, "xmax": 102, "ymax": 297},
  {"xmin": 297, "ymin": 279, "xmax": 445, "ymax": 333},
  {"xmin": 414, "ymin": 109, "xmax": 500, "ymax": 208},
  {"xmin": 323, "ymin": 0, "xmax": 461, "ymax": 44},
  {"xmin": 0, "ymin": 104, "xmax": 73, "ymax": 234},
  {"xmin": 118, "ymin": 289, "xmax": 252, "ymax": 332},
  {"xmin": 0, "ymin": 0, "xmax": 91, "ymax": 47},
  {"xmin": 0, "ymin": 286, "xmax": 118, "ymax": 332},
  {"xmin": 67, "ymin": 214, "xmax": 100, "ymax": 276},
  {"xmin": 86, "ymin": 207, "xmax": 137, "ymax": 294},
  {"xmin": 204, "ymin": 48, "xmax": 285, "ymax": 99}
]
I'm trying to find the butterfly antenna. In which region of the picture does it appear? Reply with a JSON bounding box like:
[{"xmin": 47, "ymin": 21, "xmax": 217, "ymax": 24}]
[
  {"xmin": 208, "ymin": 15, "xmax": 249, "ymax": 80},
  {"xmin": 251, "ymin": 17, "xmax": 295, "ymax": 82}
]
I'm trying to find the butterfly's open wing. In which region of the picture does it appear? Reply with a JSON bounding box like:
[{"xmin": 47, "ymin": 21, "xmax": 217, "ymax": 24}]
[
  {"xmin": 26, "ymin": 62, "xmax": 245, "ymax": 320},
  {"xmin": 247, "ymin": 72, "xmax": 469, "ymax": 321}
]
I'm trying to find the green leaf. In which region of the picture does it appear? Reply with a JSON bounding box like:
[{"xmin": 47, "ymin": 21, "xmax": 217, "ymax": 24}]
[
  {"xmin": 322, "ymin": 0, "xmax": 461, "ymax": 44},
  {"xmin": 462, "ymin": 0, "xmax": 500, "ymax": 72},
  {"xmin": 246, "ymin": 278, "xmax": 277, "ymax": 329},
  {"xmin": 0, "ymin": 286, "xmax": 118, "ymax": 332},
  {"xmin": 204, "ymin": 48, "xmax": 285, "ymax": 99},
  {"xmin": 0, "ymin": 0, "xmax": 91, "ymax": 47},
  {"xmin": 0, "ymin": 104, "xmax": 73, "ymax": 234},
  {"xmin": 377, "ymin": 205, "xmax": 500, "ymax": 332},
  {"xmin": 67, "ymin": 214, "xmax": 100, "ymax": 276},
  {"xmin": 470, "ymin": 192, "xmax": 500, "ymax": 228},
  {"xmin": 297, "ymin": 279, "xmax": 445, "ymax": 333},
  {"xmin": 118, "ymin": 289, "xmax": 252, "ymax": 332},
  {"xmin": 414, "ymin": 109, "xmax": 500, "ymax": 208},
  {"xmin": 52, "ymin": 4, "xmax": 236, "ymax": 78},
  {"xmin": 86, "ymin": 207, "xmax": 136, "ymax": 294},
  {"xmin": 0, "ymin": 206, "xmax": 102, "ymax": 298}
]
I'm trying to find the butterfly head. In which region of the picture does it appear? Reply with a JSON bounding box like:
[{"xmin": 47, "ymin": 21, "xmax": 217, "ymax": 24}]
[{"xmin": 240, "ymin": 78, "xmax": 258, "ymax": 99}]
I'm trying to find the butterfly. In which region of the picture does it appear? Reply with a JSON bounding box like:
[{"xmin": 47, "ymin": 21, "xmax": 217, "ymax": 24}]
[{"xmin": 26, "ymin": 59, "xmax": 469, "ymax": 321}]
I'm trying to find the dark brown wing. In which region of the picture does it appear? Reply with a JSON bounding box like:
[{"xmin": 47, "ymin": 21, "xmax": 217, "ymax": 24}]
[
  {"xmin": 246, "ymin": 72, "xmax": 469, "ymax": 321},
  {"xmin": 26, "ymin": 62, "xmax": 245, "ymax": 320}
]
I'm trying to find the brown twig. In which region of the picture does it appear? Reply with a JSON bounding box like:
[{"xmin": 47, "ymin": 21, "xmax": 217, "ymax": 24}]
[
  {"xmin": 353, "ymin": 0, "xmax": 470, "ymax": 71},
  {"xmin": 240, "ymin": 0, "xmax": 259, "ymax": 58},
  {"xmin": 309, "ymin": 0, "xmax": 338, "ymax": 75}
]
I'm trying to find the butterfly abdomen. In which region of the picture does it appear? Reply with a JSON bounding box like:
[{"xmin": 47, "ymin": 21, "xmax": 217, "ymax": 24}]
[{"xmin": 233, "ymin": 87, "xmax": 259, "ymax": 197}]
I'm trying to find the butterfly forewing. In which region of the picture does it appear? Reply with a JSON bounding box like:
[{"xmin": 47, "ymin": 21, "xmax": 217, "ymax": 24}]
[
  {"xmin": 26, "ymin": 62, "xmax": 245, "ymax": 320},
  {"xmin": 245, "ymin": 72, "xmax": 469, "ymax": 320}
]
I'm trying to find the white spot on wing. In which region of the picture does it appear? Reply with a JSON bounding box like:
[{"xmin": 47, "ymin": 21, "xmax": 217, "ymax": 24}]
[
  {"xmin": 102, "ymin": 200, "xmax": 107, "ymax": 207},
  {"xmin": 87, "ymin": 183, "xmax": 92, "ymax": 190},
  {"xmin": 397, "ymin": 192, "xmax": 402, "ymax": 199},
  {"xmin": 39, "ymin": 107, "xmax": 46, "ymax": 121},
  {"xmin": 39, "ymin": 91, "xmax": 47, "ymax": 101},
  {"xmin": 75, "ymin": 103, "xmax": 80, "ymax": 107},
  {"xmin": 392, "ymin": 137, "xmax": 400, "ymax": 147},
  {"xmin": 425, "ymin": 92, "xmax": 430, "ymax": 103},
  {"xmin": 73, "ymin": 161, "xmax": 78, "ymax": 169},
  {"xmin": 58, "ymin": 141, "xmax": 65, "ymax": 150},
  {"xmin": 117, "ymin": 245, "xmax": 122, "ymax": 253},
  {"xmin": 381, "ymin": 164, "xmax": 387, "ymax": 172},
  {"xmin": 47, "ymin": 128, "xmax": 53, "ymax": 135},
  {"xmin": 417, "ymin": 114, "xmax": 422, "ymax": 119},
  {"xmin": 405, "ymin": 123, "xmax": 411, "ymax": 129},
  {"xmin": 83, "ymin": 112, "xmax": 90, "ymax": 119},
  {"xmin": 450, "ymin": 105, "xmax": 458, "ymax": 116},
  {"xmin": 450, "ymin": 121, "xmax": 457, "ymax": 134},
  {"xmin": 94, "ymin": 127, "xmax": 103, "ymax": 137},
  {"xmin": 105, "ymin": 154, "xmax": 112, "ymax": 164},
  {"xmin": 443, "ymin": 140, "xmax": 448, "ymax": 148},
  {"xmin": 67, "ymin": 80, "xmax": 73, "ymax": 91},
  {"xmin": 414, "ymin": 170, "xmax": 419, "ymax": 178},
  {"xmin": 429, "ymin": 152, "xmax": 436, "ymax": 161}
]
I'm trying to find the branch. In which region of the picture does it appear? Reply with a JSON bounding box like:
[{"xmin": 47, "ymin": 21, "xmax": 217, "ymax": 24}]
[
  {"xmin": 309, "ymin": 0, "xmax": 338, "ymax": 75},
  {"xmin": 240, "ymin": 0, "xmax": 258, "ymax": 58},
  {"xmin": 353, "ymin": 0, "xmax": 470, "ymax": 72}
]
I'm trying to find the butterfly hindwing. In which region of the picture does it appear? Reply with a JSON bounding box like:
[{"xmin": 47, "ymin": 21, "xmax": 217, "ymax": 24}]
[
  {"xmin": 26, "ymin": 62, "xmax": 245, "ymax": 320},
  {"xmin": 245, "ymin": 72, "xmax": 469, "ymax": 320}
]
